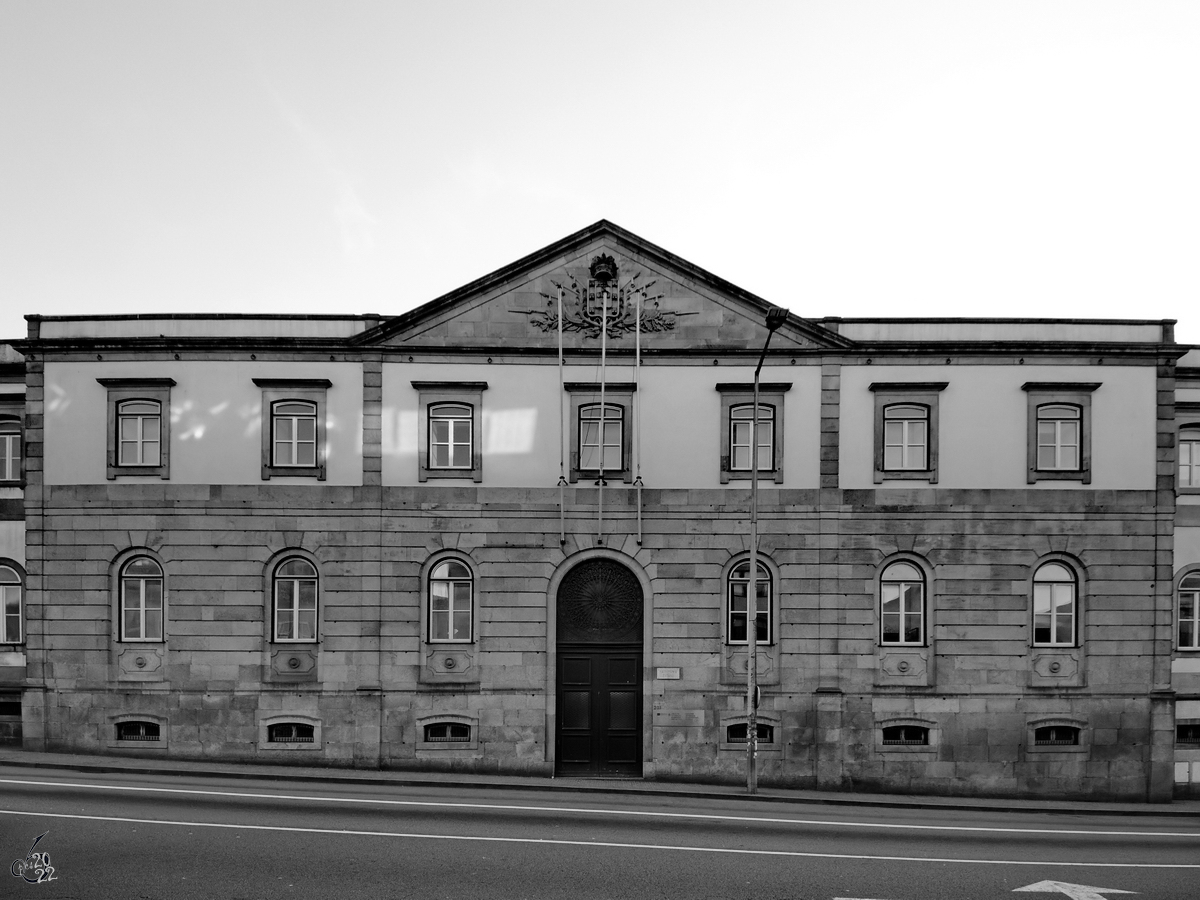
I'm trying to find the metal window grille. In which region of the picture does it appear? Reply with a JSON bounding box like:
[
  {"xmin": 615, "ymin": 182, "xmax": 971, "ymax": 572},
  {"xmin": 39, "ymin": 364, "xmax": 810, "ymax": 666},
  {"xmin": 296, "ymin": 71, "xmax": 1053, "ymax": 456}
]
[
  {"xmin": 268, "ymin": 722, "xmax": 315, "ymax": 743},
  {"xmin": 1176, "ymin": 723, "xmax": 1200, "ymax": 744},
  {"xmin": 116, "ymin": 721, "xmax": 161, "ymax": 741},
  {"xmin": 1034, "ymin": 725, "xmax": 1080, "ymax": 746},
  {"xmin": 726, "ymin": 723, "xmax": 774, "ymax": 744},
  {"xmin": 424, "ymin": 722, "xmax": 471, "ymax": 743},
  {"xmin": 882, "ymin": 725, "xmax": 929, "ymax": 745}
]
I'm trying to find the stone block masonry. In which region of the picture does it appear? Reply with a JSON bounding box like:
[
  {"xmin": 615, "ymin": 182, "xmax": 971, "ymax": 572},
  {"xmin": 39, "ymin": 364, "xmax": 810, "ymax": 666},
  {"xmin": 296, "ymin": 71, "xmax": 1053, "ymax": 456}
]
[{"xmin": 21, "ymin": 480, "xmax": 1170, "ymax": 798}]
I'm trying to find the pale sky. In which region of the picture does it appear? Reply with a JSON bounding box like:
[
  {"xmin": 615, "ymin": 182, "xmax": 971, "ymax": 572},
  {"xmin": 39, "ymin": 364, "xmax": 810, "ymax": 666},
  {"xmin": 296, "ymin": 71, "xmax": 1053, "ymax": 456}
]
[{"xmin": 1, "ymin": 1, "xmax": 1197, "ymax": 343}]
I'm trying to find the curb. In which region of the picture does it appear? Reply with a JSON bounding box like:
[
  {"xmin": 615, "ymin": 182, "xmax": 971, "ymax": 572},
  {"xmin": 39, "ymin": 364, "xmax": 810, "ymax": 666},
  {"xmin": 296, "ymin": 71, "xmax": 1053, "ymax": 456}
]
[{"xmin": 1, "ymin": 754, "xmax": 1195, "ymax": 817}]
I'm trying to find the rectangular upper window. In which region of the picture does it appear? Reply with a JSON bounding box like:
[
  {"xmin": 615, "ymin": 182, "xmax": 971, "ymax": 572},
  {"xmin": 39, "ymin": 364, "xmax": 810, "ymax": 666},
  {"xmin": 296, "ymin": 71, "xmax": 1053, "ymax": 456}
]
[
  {"xmin": 579, "ymin": 403, "xmax": 623, "ymax": 473},
  {"xmin": 870, "ymin": 383, "xmax": 946, "ymax": 484},
  {"xmin": 729, "ymin": 404, "xmax": 775, "ymax": 472},
  {"xmin": 1036, "ymin": 404, "xmax": 1081, "ymax": 470},
  {"xmin": 98, "ymin": 378, "xmax": 175, "ymax": 480},
  {"xmin": 0, "ymin": 415, "xmax": 21, "ymax": 483},
  {"xmin": 253, "ymin": 379, "xmax": 331, "ymax": 480},
  {"xmin": 272, "ymin": 401, "xmax": 318, "ymax": 467},
  {"xmin": 717, "ymin": 383, "xmax": 790, "ymax": 484},
  {"xmin": 413, "ymin": 382, "xmax": 486, "ymax": 482},
  {"xmin": 1179, "ymin": 427, "xmax": 1200, "ymax": 492},
  {"xmin": 1022, "ymin": 382, "xmax": 1099, "ymax": 484},
  {"xmin": 566, "ymin": 383, "xmax": 634, "ymax": 484},
  {"xmin": 119, "ymin": 400, "xmax": 162, "ymax": 467},
  {"xmin": 429, "ymin": 403, "xmax": 474, "ymax": 470}
]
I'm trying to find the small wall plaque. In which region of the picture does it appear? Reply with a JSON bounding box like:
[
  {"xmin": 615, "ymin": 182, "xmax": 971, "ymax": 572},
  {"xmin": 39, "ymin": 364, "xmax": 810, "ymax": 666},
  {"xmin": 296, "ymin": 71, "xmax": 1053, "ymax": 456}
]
[
  {"xmin": 653, "ymin": 709, "xmax": 704, "ymax": 727},
  {"xmin": 656, "ymin": 667, "xmax": 681, "ymax": 680}
]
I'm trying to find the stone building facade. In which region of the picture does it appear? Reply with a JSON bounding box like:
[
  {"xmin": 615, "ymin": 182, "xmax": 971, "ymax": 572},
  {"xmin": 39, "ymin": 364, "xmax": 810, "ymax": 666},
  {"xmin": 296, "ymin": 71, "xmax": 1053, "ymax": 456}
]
[{"xmin": 5, "ymin": 221, "xmax": 1198, "ymax": 800}]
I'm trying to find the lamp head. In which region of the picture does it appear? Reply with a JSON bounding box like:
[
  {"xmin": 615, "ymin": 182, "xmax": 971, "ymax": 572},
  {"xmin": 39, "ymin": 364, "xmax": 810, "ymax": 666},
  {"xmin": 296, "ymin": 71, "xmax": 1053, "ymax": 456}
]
[{"xmin": 765, "ymin": 307, "xmax": 789, "ymax": 333}]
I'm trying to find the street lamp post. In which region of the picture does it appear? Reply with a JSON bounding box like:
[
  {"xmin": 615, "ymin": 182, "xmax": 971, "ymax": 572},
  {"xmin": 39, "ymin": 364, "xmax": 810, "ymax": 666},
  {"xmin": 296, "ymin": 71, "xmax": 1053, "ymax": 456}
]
[{"xmin": 747, "ymin": 305, "xmax": 789, "ymax": 795}]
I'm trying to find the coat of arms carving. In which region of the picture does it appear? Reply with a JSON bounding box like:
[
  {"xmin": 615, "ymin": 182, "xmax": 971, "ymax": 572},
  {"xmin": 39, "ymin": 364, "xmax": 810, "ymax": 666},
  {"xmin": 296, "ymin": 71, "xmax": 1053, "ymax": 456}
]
[{"xmin": 519, "ymin": 254, "xmax": 682, "ymax": 339}]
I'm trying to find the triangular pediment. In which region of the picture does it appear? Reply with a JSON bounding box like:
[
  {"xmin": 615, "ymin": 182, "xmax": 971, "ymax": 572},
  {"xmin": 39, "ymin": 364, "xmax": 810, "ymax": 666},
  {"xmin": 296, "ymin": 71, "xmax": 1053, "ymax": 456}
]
[{"xmin": 352, "ymin": 221, "xmax": 851, "ymax": 353}]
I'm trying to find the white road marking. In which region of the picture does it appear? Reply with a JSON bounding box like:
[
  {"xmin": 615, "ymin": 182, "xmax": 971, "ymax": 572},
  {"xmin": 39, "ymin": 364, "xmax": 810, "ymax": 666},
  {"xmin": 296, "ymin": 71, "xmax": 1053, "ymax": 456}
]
[
  {"xmin": 0, "ymin": 807, "xmax": 1197, "ymax": 868},
  {"xmin": 1013, "ymin": 882, "xmax": 1137, "ymax": 899},
  {"xmin": 0, "ymin": 777, "xmax": 1196, "ymax": 840}
]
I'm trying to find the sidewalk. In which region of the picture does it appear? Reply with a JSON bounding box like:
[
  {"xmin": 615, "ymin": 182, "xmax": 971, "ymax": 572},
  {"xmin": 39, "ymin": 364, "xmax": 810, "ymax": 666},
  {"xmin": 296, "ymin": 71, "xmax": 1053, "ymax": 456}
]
[{"xmin": 1, "ymin": 746, "xmax": 1197, "ymax": 818}]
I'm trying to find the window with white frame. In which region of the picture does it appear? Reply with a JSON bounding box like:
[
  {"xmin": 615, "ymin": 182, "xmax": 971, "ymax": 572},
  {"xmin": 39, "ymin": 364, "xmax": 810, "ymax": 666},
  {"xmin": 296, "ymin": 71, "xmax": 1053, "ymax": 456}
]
[
  {"xmin": 883, "ymin": 404, "xmax": 928, "ymax": 471},
  {"xmin": 274, "ymin": 558, "xmax": 318, "ymax": 642},
  {"xmin": 728, "ymin": 403, "xmax": 775, "ymax": 472},
  {"xmin": 428, "ymin": 559, "xmax": 473, "ymax": 643},
  {"xmin": 565, "ymin": 383, "xmax": 634, "ymax": 483},
  {"xmin": 880, "ymin": 561, "xmax": 925, "ymax": 645},
  {"xmin": 1180, "ymin": 428, "xmax": 1200, "ymax": 490},
  {"xmin": 120, "ymin": 557, "xmax": 164, "ymax": 642},
  {"xmin": 870, "ymin": 383, "xmax": 945, "ymax": 483},
  {"xmin": 716, "ymin": 383, "xmax": 790, "ymax": 484},
  {"xmin": 253, "ymin": 379, "xmax": 330, "ymax": 480},
  {"xmin": 0, "ymin": 418, "xmax": 19, "ymax": 482},
  {"xmin": 99, "ymin": 378, "xmax": 174, "ymax": 480},
  {"xmin": 1022, "ymin": 383, "xmax": 1097, "ymax": 483},
  {"xmin": 1179, "ymin": 572, "xmax": 1200, "ymax": 650},
  {"xmin": 1036, "ymin": 404, "xmax": 1081, "ymax": 471},
  {"xmin": 118, "ymin": 400, "xmax": 161, "ymax": 467},
  {"xmin": 578, "ymin": 403, "xmax": 623, "ymax": 474},
  {"xmin": 727, "ymin": 560, "xmax": 771, "ymax": 645},
  {"xmin": 0, "ymin": 565, "xmax": 21, "ymax": 644},
  {"xmin": 1033, "ymin": 562, "xmax": 1077, "ymax": 646},
  {"xmin": 413, "ymin": 381, "xmax": 487, "ymax": 482},
  {"xmin": 271, "ymin": 401, "xmax": 318, "ymax": 467},
  {"xmin": 428, "ymin": 403, "xmax": 473, "ymax": 470}
]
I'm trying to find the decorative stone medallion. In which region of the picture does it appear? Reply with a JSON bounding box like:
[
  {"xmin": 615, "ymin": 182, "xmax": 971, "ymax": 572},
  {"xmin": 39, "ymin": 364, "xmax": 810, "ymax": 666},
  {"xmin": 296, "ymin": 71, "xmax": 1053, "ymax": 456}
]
[{"xmin": 521, "ymin": 255, "xmax": 680, "ymax": 339}]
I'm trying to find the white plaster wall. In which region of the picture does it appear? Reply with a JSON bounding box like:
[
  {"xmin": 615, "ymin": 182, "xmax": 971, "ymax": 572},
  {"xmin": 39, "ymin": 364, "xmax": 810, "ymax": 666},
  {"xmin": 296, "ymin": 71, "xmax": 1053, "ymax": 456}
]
[
  {"xmin": 44, "ymin": 361, "xmax": 363, "ymax": 485},
  {"xmin": 381, "ymin": 361, "xmax": 821, "ymax": 489},
  {"xmin": 1175, "ymin": 527, "xmax": 1200, "ymax": 570},
  {"xmin": 837, "ymin": 321, "xmax": 1164, "ymax": 344},
  {"xmin": 40, "ymin": 318, "xmax": 366, "ymax": 340},
  {"xmin": 0, "ymin": 520, "xmax": 23, "ymax": 567},
  {"xmin": 839, "ymin": 364, "xmax": 1156, "ymax": 490}
]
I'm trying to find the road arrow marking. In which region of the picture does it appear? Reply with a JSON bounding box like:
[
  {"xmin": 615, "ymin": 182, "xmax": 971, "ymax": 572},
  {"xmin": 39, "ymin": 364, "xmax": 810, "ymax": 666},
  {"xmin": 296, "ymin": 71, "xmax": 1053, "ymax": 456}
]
[{"xmin": 1014, "ymin": 881, "xmax": 1136, "ymax": 899}]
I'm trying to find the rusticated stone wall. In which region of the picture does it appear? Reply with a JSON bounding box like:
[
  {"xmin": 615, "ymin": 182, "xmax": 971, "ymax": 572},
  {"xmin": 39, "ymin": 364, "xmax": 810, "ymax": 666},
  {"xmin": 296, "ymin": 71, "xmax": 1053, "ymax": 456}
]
[{"xmin": 23, "ymin": 481, "xmax": 1171, "ymax": 799}]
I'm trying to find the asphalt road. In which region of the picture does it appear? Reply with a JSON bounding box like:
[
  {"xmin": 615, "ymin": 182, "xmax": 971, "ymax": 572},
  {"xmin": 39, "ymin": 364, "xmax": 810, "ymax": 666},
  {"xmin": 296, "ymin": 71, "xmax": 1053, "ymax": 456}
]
[{"xmin": 1, "ymin": 766, "xmax": 1197, "ymax": 900}]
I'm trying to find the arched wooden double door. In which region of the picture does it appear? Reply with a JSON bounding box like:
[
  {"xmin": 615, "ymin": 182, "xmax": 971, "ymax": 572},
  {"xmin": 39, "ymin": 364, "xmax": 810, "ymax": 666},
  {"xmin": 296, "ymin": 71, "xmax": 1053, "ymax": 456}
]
[{"xmin": 555, "ymin": 559, "xmax": 643, "ymax": 777}]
